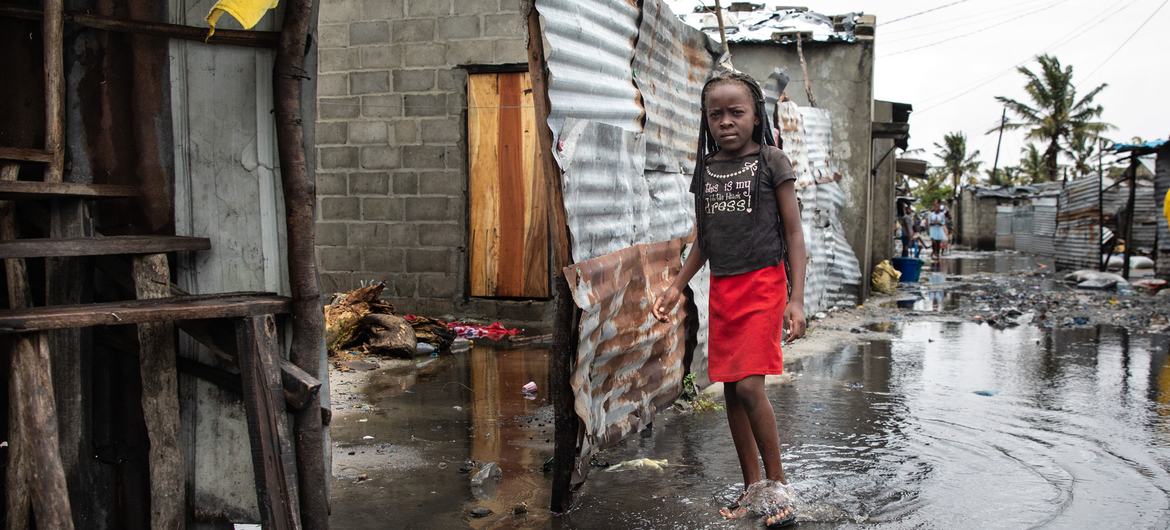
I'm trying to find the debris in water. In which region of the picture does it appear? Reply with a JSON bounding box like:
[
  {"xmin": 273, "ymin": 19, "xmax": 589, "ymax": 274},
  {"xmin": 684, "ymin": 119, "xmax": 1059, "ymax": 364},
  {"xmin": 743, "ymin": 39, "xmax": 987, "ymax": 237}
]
[
  {"xmin": 355, "ymin": 473, "xmax": 369, "ymax": 483},
  {"xmin": 470, "ymin": 462, "xmax": 501, "ymax": 486},
  {"xmin": 358, "ymin": 418, "xmax": 368, "ymax": 423},
  {"xmin": 449, "ymin": 321, "xmax": 522, "ymax": 341},
  {"xmin": 974, "ymin": 390, "xmax": 999, "ymax": 397},
  {"xmin": 605, "ymin": 458, "xmax": 670, "ymax": 472},
  {"xmin": 362, "ymin": 435, "xmax": 374, "ymax": 440},
  {"xmin": 469, "ymin": 507, "xmax": 492, "ymax": 518},
  {"xmin": 512, "ymin": 502, "xmax": 528, "ymax": 515},
  {"xmin": 521, "ymin": 381, "xmax": 537, "ymax": 398}
]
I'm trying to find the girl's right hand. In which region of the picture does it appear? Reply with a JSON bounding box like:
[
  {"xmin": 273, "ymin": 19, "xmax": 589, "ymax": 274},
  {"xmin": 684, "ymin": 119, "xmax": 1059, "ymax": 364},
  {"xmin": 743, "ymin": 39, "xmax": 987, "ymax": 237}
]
[{"xmin": 652, "ymin": 285, "xmax": 682, "ymax": 322}]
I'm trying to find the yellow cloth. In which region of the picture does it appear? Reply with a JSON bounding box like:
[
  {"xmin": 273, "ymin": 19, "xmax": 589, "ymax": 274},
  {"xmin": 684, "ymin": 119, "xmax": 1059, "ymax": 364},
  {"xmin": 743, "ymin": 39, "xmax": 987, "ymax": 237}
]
[
  {"xmin": 206, "ymin": 0, "xmax": 279, "ymax": 38},
  {"xmin": 1164, "ymin": 189, "xmax": 1170, "ymax": 231}
]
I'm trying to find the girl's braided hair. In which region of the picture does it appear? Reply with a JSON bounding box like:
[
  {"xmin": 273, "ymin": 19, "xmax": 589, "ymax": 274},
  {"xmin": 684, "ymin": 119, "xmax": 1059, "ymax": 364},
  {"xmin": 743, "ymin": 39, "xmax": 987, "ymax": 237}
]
[{"xmin": 693, "ymin": 70, "xmax": 778, "ymax": 252}]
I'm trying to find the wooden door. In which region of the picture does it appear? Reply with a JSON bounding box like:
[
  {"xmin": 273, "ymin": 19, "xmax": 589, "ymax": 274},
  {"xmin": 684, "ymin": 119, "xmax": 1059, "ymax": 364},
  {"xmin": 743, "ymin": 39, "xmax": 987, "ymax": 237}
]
[{"xmin": 468, "ymin": 72, "xmax": 549, "ymax": 298}]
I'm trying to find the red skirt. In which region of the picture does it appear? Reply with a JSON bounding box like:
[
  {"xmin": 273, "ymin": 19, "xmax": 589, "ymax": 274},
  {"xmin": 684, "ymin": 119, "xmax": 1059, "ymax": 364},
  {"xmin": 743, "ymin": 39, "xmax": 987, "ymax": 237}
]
[{"xmin": 708, "ymin": 263, "xmax": 787, "ymax": 382}]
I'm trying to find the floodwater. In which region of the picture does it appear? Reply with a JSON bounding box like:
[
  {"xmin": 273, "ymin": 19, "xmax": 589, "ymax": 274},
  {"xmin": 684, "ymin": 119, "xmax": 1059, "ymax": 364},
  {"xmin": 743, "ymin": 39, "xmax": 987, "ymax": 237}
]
[
  {"xmin": 936, "ymin": 253, "xmax": 1054, "ymax": 275},
  {"xmin": 330, "ymin": 322, "xmax": 1170, "ymax": 529}
]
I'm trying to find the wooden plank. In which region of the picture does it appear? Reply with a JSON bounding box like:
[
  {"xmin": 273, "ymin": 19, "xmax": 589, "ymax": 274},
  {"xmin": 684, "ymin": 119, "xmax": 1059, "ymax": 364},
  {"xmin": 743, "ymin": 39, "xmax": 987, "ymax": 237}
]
[
  {"xmin": 0, "ymin": 180, "xmax": 140, "ymax": 200},
  {"xmin": 1, "ymin": 162, "xmax": 32, "ymax": 529},
  {"xmin": 44, "ymin": 0, "xmax": 64, "ymax": 181},
  {"xmin": 9, "ymin": 334, "xmax": 75, "ymax": 529},
  {"xmin": 496, "ymin": 73, "xmax": 526, "ymax": 296},
  {"xmin": 520, "ymin": 73, "xmax": 550, "ymax": 297},
  {"xmin": 0, "ymin": 147, "xmax": 53, "ymax": 163},
  {"xmin": 0, "ymin": 235, "xmax": 210, "ymax": 258},
  {"xmin": 469, "ymin": 72, "xmax": 502, "ymax": 297},
  {"xmin": 0, "ymin": 5, "xmax": 280, "ymax": 48},
  {"xmin": 235, "ymin": 315, "xmax": 301, "ymax": 530},
  {"xmin": 132, "ymin": 254, "xmax": 185, "ymax": 529},
  {"xmin": 0, "ymin": 293, "xmax": 291, "ymax": 332}
]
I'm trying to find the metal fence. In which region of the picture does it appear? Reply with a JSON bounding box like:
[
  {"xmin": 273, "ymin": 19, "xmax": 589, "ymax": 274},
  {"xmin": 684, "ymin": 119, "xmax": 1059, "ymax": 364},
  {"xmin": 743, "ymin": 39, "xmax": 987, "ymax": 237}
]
[{"xmin": 1056, "ymin": 176, "xmax": 1101, "ymax": 270}]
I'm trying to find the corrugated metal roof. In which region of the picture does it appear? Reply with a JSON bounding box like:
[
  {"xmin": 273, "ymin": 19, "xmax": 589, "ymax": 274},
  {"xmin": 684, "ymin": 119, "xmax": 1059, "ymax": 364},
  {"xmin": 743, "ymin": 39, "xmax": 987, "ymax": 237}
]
[
  {"xmin": 1112, "ymin": 138, "xmax": 1168, "ymax": 154},
  {"xmin": 675, "ymin": 6, "xmax": 863, "ymax": 44}
]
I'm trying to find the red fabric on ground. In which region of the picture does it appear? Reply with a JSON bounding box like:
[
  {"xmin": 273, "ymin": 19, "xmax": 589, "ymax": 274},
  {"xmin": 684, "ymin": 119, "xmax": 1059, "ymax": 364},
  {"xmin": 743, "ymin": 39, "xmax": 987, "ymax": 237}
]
[{"xmin": 708, "ymin": 262, "xmax": 787, "ymax": 382}]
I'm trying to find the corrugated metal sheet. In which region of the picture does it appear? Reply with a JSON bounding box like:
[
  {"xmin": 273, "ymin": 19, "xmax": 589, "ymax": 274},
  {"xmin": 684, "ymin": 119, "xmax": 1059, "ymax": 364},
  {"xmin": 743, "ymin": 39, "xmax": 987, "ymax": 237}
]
[
  {"xmin": 1012, "ymin": 205, "xmax": 1034, "ymax": 253},
  {"xmin": 1032, "ymin": 197, "xmax": 1058, "ymax": 257},
  {"xmin": 1156, "ymin": 154, "xmax": 1170, "ymax": 276},
  {"xmin": 677, "ymin": 7, "xmax": 862, "ymax": 44},
  {"xmin": 996, "ymin": 205, "xmax": 1015, "ymax": 250},
  {"xmin": 1056, "ymin": 176, "xmax": 1101, "ymax": 270},
  {"xmin": 775, "ymin": 101, "xmax": 861, "ymax": 315},
  {"xmin": 564, "ymin": 239, "xmax": 689, "ymax": 484}
]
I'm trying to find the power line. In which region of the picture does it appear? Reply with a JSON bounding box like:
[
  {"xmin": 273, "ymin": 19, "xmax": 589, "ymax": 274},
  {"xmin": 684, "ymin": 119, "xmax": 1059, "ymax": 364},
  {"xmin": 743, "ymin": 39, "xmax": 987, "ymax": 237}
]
[
  {"xmin": 913, "ymin": 0, "xmax": 1137, "ymax": 114},
  {"xmin": 880, "ymin": 0, "xmax": 1071, "ymax": 58},
  {"xmin": 882, "ymin": 0, "xmax": 974, "ymax": 26},
  {"xmin": 1080, "ymin": 0, "xmax": 1169, "ymax": 83},
  {"xmin": 882, "ymin": 0, "xmax": 1053, "ymax": 44}
]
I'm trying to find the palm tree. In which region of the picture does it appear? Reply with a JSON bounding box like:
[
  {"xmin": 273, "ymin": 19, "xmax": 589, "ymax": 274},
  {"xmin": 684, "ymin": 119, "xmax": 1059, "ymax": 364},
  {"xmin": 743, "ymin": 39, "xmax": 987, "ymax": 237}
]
[
  {"xmin": 1067, "ymin": 130, "xmax": 1104, "ymax": 179},
  {"xmin": 1017, "ymin": 144, "xmax": 1047, "ymax": 184},
  {"xmin": 932, "ymin": 131, "xmax": 982, "ymax": 197},
  {"xmin": 985, "ymin": 165, "xmax": 1021, "ymax": 187},
  {"xmin": 912, "ymin": 168, "xmax": 954, "ymax": 207},
  {"xmin": 993, "ymin": 54, "xmax": 1111, "ymax": 182}
]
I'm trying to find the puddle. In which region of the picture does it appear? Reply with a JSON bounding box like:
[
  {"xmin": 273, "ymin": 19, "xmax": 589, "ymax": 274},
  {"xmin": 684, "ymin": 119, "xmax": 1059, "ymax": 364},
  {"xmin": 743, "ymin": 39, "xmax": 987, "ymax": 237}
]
[
  {"xmin": 886, "ymin": 291, "xmax": 964, "ymax": 312},
  {"xmin": 937, "ymin": 254, "xmax": 1053, "ymax": 275},
  {"xmin": 330, "ymin": 324, "xmax": 1170, "ymax": 529}
]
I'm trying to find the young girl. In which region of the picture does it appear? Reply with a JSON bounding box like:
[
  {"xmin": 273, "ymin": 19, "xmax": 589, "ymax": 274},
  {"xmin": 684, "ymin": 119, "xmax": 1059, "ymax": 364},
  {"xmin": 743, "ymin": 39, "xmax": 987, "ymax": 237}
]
[{"xmin": 652, "ymin": 71, "xmax": 808, "ymax": 526}]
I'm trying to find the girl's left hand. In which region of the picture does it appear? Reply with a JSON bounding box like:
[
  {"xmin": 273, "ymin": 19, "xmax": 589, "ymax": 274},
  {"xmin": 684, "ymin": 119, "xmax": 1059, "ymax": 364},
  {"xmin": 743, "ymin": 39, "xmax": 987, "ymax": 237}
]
[{"xmin": 783, "ymin": 305, "xmax": 806, "ymax": 343}]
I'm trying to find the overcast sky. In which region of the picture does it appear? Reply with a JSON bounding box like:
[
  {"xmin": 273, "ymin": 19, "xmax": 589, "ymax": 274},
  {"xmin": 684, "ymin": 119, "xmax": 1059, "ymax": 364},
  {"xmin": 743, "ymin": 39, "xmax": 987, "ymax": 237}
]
[{"xmin": 666, "ymin": 0, "xmax": 1168, "ymax": 172}]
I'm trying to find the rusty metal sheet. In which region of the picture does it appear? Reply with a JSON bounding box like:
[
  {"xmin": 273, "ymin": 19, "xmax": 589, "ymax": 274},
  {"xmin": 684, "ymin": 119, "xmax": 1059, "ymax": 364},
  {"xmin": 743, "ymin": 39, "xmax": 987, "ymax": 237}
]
[
  {"xmin": 564, "ymin": 238, "xmax": 689, "ymax": 484},
  {"xmin": 632, "ymin": 0, "xmax": 716, "ymax": 174},
  {"xmin": 775, "ymin": 101, "xmax": 861, "ymax": 315}
]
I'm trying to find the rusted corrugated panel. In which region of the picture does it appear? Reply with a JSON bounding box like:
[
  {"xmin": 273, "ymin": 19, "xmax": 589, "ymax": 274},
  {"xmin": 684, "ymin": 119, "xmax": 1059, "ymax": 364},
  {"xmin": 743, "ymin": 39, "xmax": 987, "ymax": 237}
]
[
  {"xmin": 564, "ymin": 238, "xmax": 689, "ymax": 483},
  {"xmin": 536, "ymin": 0, "xmax": 642, "ymax": 143},
  {"xmin": 775, "ymin": 101, "xmax": 860, "ymax": 315},
  {"xmin": 632, "ymin": 0, "xmax": 716, "ymax": 173},
  {"xmin": 1056, "ymin": 176, "xmax": 1101, "ymax": 270}
]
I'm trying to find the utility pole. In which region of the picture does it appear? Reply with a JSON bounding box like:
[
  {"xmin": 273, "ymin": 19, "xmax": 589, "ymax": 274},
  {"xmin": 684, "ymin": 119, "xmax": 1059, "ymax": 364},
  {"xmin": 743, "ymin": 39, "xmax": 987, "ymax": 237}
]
[
  {"xmin": 713, "ymin": 0, "xmax": 730, "ymax": 57},
  {"xmin": 991, "ymin": 106, "xmax": 1006, "ymax": 185}
]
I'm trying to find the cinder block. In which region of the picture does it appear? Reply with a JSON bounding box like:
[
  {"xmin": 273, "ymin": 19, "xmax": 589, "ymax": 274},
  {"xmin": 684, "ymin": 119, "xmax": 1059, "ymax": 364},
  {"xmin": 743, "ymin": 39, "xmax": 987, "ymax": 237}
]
[
  {"xmin": 404, "ymin": 43, "xmax": 448, "ymax": 67},
  {"xmin": 452, "ymin": 0, "xmax": 500, "ymax": 16},
  {"xmin": 363, "ymin": 248, "xmax": 406, "ymax": 271},
  {"xmin": 319, "ymin": 96, "xmax": 361, "ymax": 119},
  {"xmin": 394, "ymin": 119, "xmax": 419, "ymax": 144},
  {"xmin": 401, "ymin": 145, "xmax": 447, "ymax": 168},
  {"xmin": 319, "ymin": 146, "xmax": 359, "ymax": 169},
  {"xmin": 348, "ymin": 121, "xmax": 389, "ymax": 144},
  {"xmin": 419, "ymin": 224, "xmax": 463, "ymax": 247},
  {"xmin": 483, "ymin": 14, "xmax": 524, "ymax": 38},
  {"xmin": 316, "ymin": 171, "xmax": 349, "ymax": 195},
  {"xmin": 361, "ymin": 45, "xmax": 402, "ymax": 69},
  {"xmin": 360, "ymin": 146, "xmax": 400, "ymax": 169},
  {"xmin": 404, "ymin": 94, "xmax": 448, "ymax": 117},
  {"xmin": 407, "ymin": 0, "xmax": 451, "ymax": 17},
  {"xmin": 361, "ymin": 95, "xmax": 402, "ymax": 118},
  {"xmin": 318, "ymin": 23, "xmax": 350, "ymax": 47},
  {"xmin": 321, "ymin": 197, "xmax": 361, "ymax": 220},
  {"xmin": 417, "ymin": 273, "xmax": 457, "ymax": 297},
  {"xmin": 444, "ymin": 145, "xmax": 466, "ymax": 170},
  {"xmin": 319, "ymin": 0, "xmax": 358, "ymax": 24},
  {"xmin": 493, "ymin": 38, "xmax": 527, "ymax": 63},
  {"xmin": 319, "ymin": 272, "xmax": 354, "ymax": 294},
  {"xmin": 407, "ymin": 249, "xmax": 454, "ymax": 273},
  {"xmin": 316, "ymin": 222, "xmax": 348, "ymax": 246},
  {"xmin": 316, "ymin": 121, "xmax": 348, "ymax": 144},
  {"xmin": 386, "ymin": 274, "xmax": 417, "ymax": 297},
  {"xmin": 317, "ymin": 73, "xmax": 348, "ymax": 97},
  {"xmin": 362, "ymin": 0, "xmax": 403, "ymax": 19},
  {"xmin": 350, "ymin": 21, "xmax": 390, "ymax": 45},
  {"xmin": 393, "ymin": 68, "xmax": 436, "ymax": 92},
  {"xmin": 446, "ymin": 39, "xmax": 494, "ymax": 65},
  {"xmin": 391, "ymin": 19, "xmax": 435, "ymax": 42},
  {"xmin": 393, "ymin": 173, "xmax": 419, "ymax": 194},
  {"xmin": 362, "ymin": 197, "xmax": 405, "ymax": 220},
  {"xmin": 319, "ymin": 48, "xmax": 360, "ymax": 72},
  {"xmin": 348, "ymin": 223, "xmax": 391, "ymax": 246},
  {"xmin": 350, "ymin": 71, "xmax": 391, "ymax": 94},
  {"xmin": 418, "ymin": 171, "xmax": 464, "ymax": 195},
  {"xmin": 349, "ymin": 172, "xmax": 390, "ymax": 194},
  {"xmin": 420, "ymin": 117, "xmax": 462, "ymax": 143},
  {"xmin": 388, "ymin": 223, "xmax": 419, "ymax": 245},
  {"xmin": 436, "ymin": 15, "xmax": 480, "ymax": 40},
  {"xmin": 320, "ymin": 247, "xmax": 363, "ymax": 270},
  {"xmin": 436, "ymin": 69, "xmax": 467, "ymax": 91},
  {"xmin": 405, "ymin": 197, "xmax": 455, "ymax": 221}
]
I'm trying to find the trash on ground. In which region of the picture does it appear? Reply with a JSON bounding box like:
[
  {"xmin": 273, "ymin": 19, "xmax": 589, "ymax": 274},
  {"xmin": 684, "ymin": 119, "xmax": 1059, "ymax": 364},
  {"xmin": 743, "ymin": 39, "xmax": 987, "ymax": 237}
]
[
  {"xmin": 450, "ymin": 321, "xmax": 523, "ymax": 341},
  {"xmin": 604, "ymin": 458, "xmax": 670, "ymax": 472},
  {"xmin": 362, "ymin": 435, "xmax": 374, "ymax": 440},
  {"xmin": 325, "ymin": 282, "xmax": 395, "ymax": 354},
  {"xmin": 403, "ymin": 314, "xmax": 456, "ymax": 350},
  {"xmin": 522, "ymin": 381, "xmax": 537, "ymax": 395},
  {"xmin": 731, "ymin": 479, "xmax": 799, "ymax": 523},
  {"xmin": 513, "ymin": 502, "xmax": 529, "ymax": 515},
  {"xmin": 468, "ymin": 507, "xmax": 492, "ymax": 518},
  {"xmin": 973, "ymin": 390, "xmax": 1000, "ymax": 396},
  {"xmin": 871, "ymin": 260, "xmax": 901, "ymax": 295},
  {"xmin": 470, "ymin": 462, "xmax": 501, "ymax": 486}
]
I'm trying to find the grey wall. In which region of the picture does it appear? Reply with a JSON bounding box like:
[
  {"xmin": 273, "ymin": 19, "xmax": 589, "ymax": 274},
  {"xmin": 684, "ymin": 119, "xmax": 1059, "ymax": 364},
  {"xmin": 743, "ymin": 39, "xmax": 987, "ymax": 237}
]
[
  {"xmin": 315, "ymin": 0, "xmax": 552, "ymax": 324},
  {"xmin": 959, "ymin": 189, "xmax": 999, "ymax": 250},
  {"xmin": 872, "ymin": 101, "xmax": 897, "ymax": 268},
  {"xmin": 731, "ymin": 40, "xmax": 875, "ymax": 287}
]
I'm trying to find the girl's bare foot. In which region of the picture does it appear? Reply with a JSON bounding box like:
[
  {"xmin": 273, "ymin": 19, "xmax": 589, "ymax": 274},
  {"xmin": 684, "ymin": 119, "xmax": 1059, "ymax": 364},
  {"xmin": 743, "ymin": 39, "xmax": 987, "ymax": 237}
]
[{"xmin": 719, "ymin": 490, "xmax": 750, "ymax": 519}]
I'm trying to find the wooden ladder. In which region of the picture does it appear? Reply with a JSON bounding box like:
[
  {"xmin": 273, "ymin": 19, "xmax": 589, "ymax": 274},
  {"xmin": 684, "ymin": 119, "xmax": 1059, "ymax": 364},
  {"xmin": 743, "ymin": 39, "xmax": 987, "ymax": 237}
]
[{"xmin": 0, "ymin": 2, "xmax": 311, "ymax": 529}]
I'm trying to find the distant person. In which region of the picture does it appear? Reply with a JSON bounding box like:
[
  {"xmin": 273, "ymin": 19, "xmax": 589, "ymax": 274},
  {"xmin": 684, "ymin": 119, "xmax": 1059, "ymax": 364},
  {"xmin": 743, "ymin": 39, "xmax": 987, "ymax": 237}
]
[
  {"xmin": 928, "ymin": 201, "xmax": 947, "ymax": 261},
  {"xmin": 898, "ymin": 202, "xmax": 914, "ymax": 258},
  {"xmin": 653, "ymin": 70, "xmax": 805, "ymax": 527}
]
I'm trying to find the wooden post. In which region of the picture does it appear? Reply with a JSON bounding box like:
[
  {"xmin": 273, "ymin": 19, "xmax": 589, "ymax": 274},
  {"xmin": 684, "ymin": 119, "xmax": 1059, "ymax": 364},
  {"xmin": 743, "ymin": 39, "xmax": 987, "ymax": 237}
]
[
  {"xmin": 272, "ymin": 0, "xmax": 328, "ymax": 526},
  {"xmin": 526, "ymin": 4, "xmax": 581, "ymax": 513},
  {"xmin": 132, "ymin": 254, "xmax": 185, "ymax": 529},
  {"xmin": 236, "ymin": 315, "xmax": 301, "ymax": 530},
  {"xmin": 1123, "ymin": 158, "xmax": 1137, "ymax": 280},
  {"xmin": 713, "ymin": 0, "xmax": 729, "ymax": 57},
  {"xmin": 1, "ymin": 163, "xmax": 32, "ymax": 530},
  {"xmin": 43, "ymin": 0, "xmax": 64, "ymax": 182}
]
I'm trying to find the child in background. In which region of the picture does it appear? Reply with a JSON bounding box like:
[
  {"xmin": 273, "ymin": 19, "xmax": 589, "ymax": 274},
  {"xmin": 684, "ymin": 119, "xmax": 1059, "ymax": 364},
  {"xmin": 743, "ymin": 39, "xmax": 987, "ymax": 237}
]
[{"xmin": 653, "ymin": 70, "xmax": 807, "ymax": 527}]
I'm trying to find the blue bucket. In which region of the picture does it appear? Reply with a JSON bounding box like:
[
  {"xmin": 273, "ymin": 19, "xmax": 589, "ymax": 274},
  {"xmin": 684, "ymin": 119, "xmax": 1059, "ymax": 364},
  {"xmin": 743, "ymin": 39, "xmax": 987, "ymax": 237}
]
[{"xmin": 891, "ymin": 257, "xmax": 923, "ymax": 283}]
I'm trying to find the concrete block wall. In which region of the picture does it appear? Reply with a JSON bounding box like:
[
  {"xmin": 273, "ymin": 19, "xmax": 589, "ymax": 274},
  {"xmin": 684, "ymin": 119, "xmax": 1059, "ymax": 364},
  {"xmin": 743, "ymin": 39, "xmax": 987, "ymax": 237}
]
[{"xmin": 315, "ymin": 0, "xmax": 552, "ymax": 325}]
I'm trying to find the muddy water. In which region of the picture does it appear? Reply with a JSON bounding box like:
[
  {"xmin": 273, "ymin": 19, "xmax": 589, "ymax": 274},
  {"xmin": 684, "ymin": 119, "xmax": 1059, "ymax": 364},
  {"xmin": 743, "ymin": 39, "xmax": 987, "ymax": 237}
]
[
  {"xmin": 937, "ymin": 254, "xmax": 1053, "ymax": 275},
  {"xmin": 331, "ymin": 325, "xmax": 1170, "ymax": 529}
]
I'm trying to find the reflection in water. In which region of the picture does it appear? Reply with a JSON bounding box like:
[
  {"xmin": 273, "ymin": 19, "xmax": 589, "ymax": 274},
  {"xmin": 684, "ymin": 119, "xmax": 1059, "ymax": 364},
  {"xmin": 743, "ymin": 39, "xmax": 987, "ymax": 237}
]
[
  {"xmin": 937, "ymin": 254, "xmax": 1053, "ymax": 275},
  {"xmin": 330, "ymin": 325, "xmax": 1170, "ymax": 529}
]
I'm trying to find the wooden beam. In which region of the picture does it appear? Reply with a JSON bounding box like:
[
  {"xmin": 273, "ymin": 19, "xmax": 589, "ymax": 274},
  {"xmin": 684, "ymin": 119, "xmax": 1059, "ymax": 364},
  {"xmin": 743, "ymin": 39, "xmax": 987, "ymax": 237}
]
[
  {"xmin": 0, "ymin": 235, "xmax": 210, "ymax": 259},
  {"xmin": 1, "ymin": 162, "xmax": 33, "ymax": 529},
  {"xmin": 280, "ymin": 361, "xmax": 321, "ymax": 411},
  {"xmin": 43, "ymin": 0, "xmax": 65, "ymax": 181},
  {"xmin": 0, "ymin": 180, "xmax": 140, "ymax": 200},
  {"xmin": 871, "ymin": 121, "xmax": 910, "ymax": 139},
  {"xmin": 0, "ymin": 5, "xmax": 280, "ymax": 48},
  {"xmin": 132, "ymin": 254, "xmax": 184, "ymax": 529},
  {"xmin": 0, "ymin": 146, "xmax": 53, "ymax": 163},
  {"xmin": 235, "ymin": 315, "xmax": 301, "ymax": 530},
  {"xmin": 0, "ymin": 293, "xmax": 291, "ymax": 332}
]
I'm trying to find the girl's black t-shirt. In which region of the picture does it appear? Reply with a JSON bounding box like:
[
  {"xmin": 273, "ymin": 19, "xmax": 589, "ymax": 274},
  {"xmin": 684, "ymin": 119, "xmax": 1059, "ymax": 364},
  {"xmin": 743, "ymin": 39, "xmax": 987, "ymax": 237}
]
[{"xmin": 690, "ymin": 145, "xmax": 796, "ymax": 277}]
